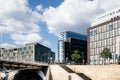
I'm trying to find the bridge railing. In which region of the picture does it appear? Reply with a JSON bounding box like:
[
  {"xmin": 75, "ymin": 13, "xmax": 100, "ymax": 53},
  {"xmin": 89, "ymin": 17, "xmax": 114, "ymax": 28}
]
[{"xmin": 0, "ymin": 58, "xmax": 48, "ymax": 65}]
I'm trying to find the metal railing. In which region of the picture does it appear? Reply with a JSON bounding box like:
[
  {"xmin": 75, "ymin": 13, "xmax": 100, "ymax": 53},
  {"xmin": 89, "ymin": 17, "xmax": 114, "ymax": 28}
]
[{"xmin": 0, "ymin": 58, "xmax": 48, "ymax": 66}]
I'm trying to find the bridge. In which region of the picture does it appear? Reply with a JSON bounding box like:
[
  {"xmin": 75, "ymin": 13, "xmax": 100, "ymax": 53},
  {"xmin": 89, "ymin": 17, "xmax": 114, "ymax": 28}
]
[
  {"xmin": 1, "ymin": 59, "xmax": 120, "ymax": 80},
  {"xmin": 0, "ymin": 59, "xmax": 50, "ymax": 80}
]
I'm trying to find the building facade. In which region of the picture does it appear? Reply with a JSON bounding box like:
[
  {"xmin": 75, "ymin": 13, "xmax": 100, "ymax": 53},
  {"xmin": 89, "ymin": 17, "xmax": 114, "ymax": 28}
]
[
  {"xmin": 58, "ymin": 31, "xmax": 87, "ymax": 64},
  {"xmin": 58, "ymin": 40, "xmax": 65, "ymax": 62},
  {"xmin": 0, "ymin": 43, "xmax": 55, "ymax": 63},
  {"xmin": 88, "ymin": 7, "xmax": 120, "ymax": 65}
]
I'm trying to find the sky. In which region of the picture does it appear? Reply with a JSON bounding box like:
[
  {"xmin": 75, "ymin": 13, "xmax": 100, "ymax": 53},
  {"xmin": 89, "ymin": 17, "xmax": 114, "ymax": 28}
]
[{"xmin": 0, "ymin": 0, "xmax": 120, "ymax": 61}]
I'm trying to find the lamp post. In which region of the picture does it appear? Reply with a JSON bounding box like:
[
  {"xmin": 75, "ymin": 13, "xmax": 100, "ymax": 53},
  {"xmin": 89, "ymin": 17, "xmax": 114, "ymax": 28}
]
[
  {"xmin": 66, "ymin": 57, "xmax": 68, "ymax": 64},
  {"xmin": 50, "ymin": 57, "xmax": 53, "ymax": 64},
  {"xmin": 82, "ymin": 52, "xmax": 84, "ymax": 65}
]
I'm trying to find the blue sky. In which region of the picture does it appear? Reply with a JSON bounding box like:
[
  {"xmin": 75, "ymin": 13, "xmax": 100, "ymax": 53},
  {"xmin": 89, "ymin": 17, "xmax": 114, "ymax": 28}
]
[{"xmin": 0, "ymin": 0, "xmax": 120, "ymax": 61}]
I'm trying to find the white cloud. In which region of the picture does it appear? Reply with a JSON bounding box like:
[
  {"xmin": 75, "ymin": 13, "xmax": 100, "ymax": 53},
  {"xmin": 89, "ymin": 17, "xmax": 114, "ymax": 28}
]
[
  {"xmin": 0, "ymin": 0, "xmax": 41, "ymax": 33},
  {"xmin": 0, "ymin": 0, "xmax": 50, "ymax": 47},
  {"xmin": 43, "ymin": 40, "xmax": 51, "ymax": 47},
  {"xmin": 11, "ymin": 33, "xmax": 42, "ymax": 45},
  {"xmin": 11, "ymin": 33, "xmax": 51, "ymax": 47},
  {"xmin": 43, "ymin": 0, "xmax": 120, "ymax": 37},
  {"xmin": 100, "ymin": 0, "xmax": 120, "ymax": 11},
  {"xmin": 32, "ymin": 11, "xmax": 45, "ymax": 22},
  {"xmin": 1, "ymin": 43, "xmax": 16, "ymax": 49},
  {"xmin": 36, "ymin": 5, "xmax": 43, "ymax": 11}
]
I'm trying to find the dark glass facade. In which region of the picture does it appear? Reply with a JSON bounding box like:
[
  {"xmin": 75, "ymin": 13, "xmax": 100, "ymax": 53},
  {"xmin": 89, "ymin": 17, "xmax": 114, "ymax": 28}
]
[
  {"xmin": 34, "ymin": 43, "xmax": 55, "ymax": 63},
  {"xmin": 65, "ymin": 38, "xmax": 87, "ymax": 64}
]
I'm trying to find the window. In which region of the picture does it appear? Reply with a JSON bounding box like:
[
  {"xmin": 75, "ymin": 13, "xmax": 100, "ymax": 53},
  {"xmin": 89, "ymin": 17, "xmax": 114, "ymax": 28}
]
[
  {"xmin": 110, "ymin": 31, "xmax": 112, "ymax": 38},
  {"xmin": 95, "ymin": 36, "xmax": 97, "ymax": 41},
  {"xmin": 112, "ymin": 38, "xmax": 115, "ymax": 45},
  {"xmin": 96, "ymin": 35, "xmax": 99, "ymax": 41},
  {"xmin": 102, "ymin": 26, "xmax": 104, "ymax": 32},
  {"xmin": 104, "ymin": 33, "xmax": 107, "ymax": 39},
  {"xmin": 107, "ymin": 39, "xmax": 110, "ymax": 46},
  {"xmin": 114, "ymin": 21, "xmax": 117, "ymax": 29},
  {"xmin": 110, "ymin": 38, "xmax": 112, "ymax": 45},
  {"xmin": 98, "ymin": 27, "xmax": 101, "ymax": 33},
  {"xmin": 26, "ymin": 51, "xmax": 29, "ymax": 54},
  {"xmin": 90, "ymin": 31, "xmax": 93, "ymax": 36},
  {"xmin": 107, "ymin": 32, "xmax": 109, "ymax": 38},
  {"xmin": 115, "ymin": 29, "xmax": 118, "ymax": 36},
  {"xmin": 109, "ymin": 24, "xmax": 113, "ymax": 30},
  {"xmin": 119, "ymin": 28, "xmax": 120, "ymax": 35},
  {"xmin": 101, "ymin": 33, "xmax": 104, "ymax": 40},
  {"xmin": 24, "ymin": 47, "xmax": 26, "ymax": 50}
]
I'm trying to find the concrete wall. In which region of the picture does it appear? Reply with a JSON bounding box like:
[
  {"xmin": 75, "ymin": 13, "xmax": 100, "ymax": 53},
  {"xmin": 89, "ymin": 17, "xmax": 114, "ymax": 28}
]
[{"xmin": 67, "ymin": 65, "xmax": 120, "ymax": 80}]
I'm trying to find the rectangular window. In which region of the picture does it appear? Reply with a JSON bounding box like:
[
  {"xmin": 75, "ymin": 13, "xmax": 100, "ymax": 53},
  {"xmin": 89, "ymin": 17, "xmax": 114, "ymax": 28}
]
[
  {"xmin": 90, "ymin": 37, "xmax": 92, "ymax": 42},
  {"xmin": 110, "ymin": 31, "xmax": 112, "ymax": 38},
  {"xmin": 99, "ymin": 41, "xmax": 101, "ymax": 47},
  {"xmin": 112, "ymin": 30, "xmax": 115, "ymax": 37},
  {"xmin": 97, "ymin": 28, "xmax": 99, "ymax": 34},
  {"xmin": 94, "ymin": 42, "xmax": 96, "ymax": 48},
  {"xmin": 101, "ymin": 33, "xmax": 104, "ymax": 40},
  {"xmin": 99, "ymin": 27, "xmax": 102, "ymax": 33},
  {"xmin": 112, "ymin": 38, "xmax": 115, "ymax": 45},
  {"xmin": 110, "ymin": 38, "xmax": 112, "ymax": 45},
  {"xmin": 96, "ymin": 35, "xmax": 98, "ymax": 41},
  {"xmin": 107, "ymin": 39, "xmax": 109, "ymax": 45},
  {"xmin": 104, "ymin": 33, "xmax": 107, "ymax": 39},
  {"xmin": 26, "ymin": 51, "xmax": 29, "ymax": 54},
  {"xmin": 102, "ymin": 26, "xmax": 104, "ymax": 32},
  {"xmin": 104, "ymin": 40, "xmax": 107, "ymax": 46},
  {"xmin": 107, "ymin": 32, "xmax": 109, "ymax": 38},
  {"xmin": 94, "ymin": 30, "xmax": 97, "ymax": 35},
  {"xmin": 95, "ymin": 35, "xmax": 97, "ymax": 41},
  {"xmin": 90, "ymin": 31, "xmax": 93, "ymax": 36},
  {"xmin": 114, "ymin": 21, "xmax": 117, "ymax": 29},
  {"xmin": 119, "ymin": 28, "xmax": 120, "ymax": 35},
  {"xmin": 109, "ymin": 24, "xmax": 113, "ymax": 30},
  {"xmin": 24, "ymin": 47, "xmax": 26, "ymax": 50},
  {"xmin": 107, "ymin": 24, "xmax": 109, "ymax": 31}
]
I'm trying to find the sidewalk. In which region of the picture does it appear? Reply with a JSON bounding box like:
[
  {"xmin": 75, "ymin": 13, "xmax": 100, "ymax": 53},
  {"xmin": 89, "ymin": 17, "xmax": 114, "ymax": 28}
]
[{"xmin": 50, "ymin": 65, "xmax": 83, "ymax": 80}]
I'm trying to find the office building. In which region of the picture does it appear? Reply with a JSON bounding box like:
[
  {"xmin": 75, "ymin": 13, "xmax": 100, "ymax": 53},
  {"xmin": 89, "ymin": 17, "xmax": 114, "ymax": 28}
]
[
  {"xmin": 0, "ymin": 43, "xmax": 55, "ymax": 63},
  {"xmin": 87, "ymin": 7, "xmax": 120, "ymax": 64},
  {"xmin": 58, "ymin": 31, "xmax": 87, "ymax": 64},
  {"xmin": 61, "ymin": 31, "xmax": 87, "ymax": 41}
]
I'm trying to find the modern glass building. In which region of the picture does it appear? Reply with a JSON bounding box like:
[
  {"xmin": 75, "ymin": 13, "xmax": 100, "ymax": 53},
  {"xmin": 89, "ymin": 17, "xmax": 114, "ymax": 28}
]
[
  {"xmin": 61, "ymin": 31, "xmax": 87, "ymax": 41},
  {"xmin": 58, "ymin": 31, "xmax": 87, "ymax": 63},
  {"xmin": 87, "ymin": 7, "xmax": 120, "ymax": 65},
  {"xmin": 58, "ymin": 40, "xmax": 65, "ymax": 62},
  {"xmin": 0, "ymin": 43, "xmax": 55, "ymax": 63},
  {"xmin": 65, "ymin": 38, "xmax": 87, "ymax": 64}
]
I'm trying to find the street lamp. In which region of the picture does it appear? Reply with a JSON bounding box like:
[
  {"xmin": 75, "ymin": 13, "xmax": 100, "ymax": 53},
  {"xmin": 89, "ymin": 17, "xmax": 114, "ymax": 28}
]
[
  {"xmin": 66, "ymin": 57, "xmax": 68, "ymax": 64},
  {"xmin": 48, "ymin": 57, "xmax": 53, "ymax": 64},
  {"xmin": 82, "ymin": 52, "xmax": 85, "ymax": 65},
  {"xmin": 50, "ymin": 57, "xmax": 53, "ymax": 64}
]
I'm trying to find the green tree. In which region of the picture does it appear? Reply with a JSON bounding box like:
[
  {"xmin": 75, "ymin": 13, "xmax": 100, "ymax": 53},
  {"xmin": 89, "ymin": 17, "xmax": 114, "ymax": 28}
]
[
  {"xmin": 99, "ymin": 48, "xmax": 112, "ymax": 65},
  {"xmin": 71, "ymin": 50, "xmax": 81, "ymax": 64},
  {"xmin": 118, "ymin": 56, "xmax": 120, "ymax": 64}
]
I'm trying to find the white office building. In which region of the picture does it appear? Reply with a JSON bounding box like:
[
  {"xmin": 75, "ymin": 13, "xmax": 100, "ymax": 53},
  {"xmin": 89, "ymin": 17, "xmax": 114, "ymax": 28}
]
[{"xmin": 88, "ymin": 7, "xmax": 120, "ymax": 65}]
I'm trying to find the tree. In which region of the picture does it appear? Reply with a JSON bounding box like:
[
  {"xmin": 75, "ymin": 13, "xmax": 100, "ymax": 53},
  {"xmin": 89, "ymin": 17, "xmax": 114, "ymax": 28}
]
[
  {"xmin": 118, "ymin": 56, "xmax": 120, "ymax": 64},
  {"xmin": 71, "ymin": 50, "xmax": 81, "ymax": 64},
  {"xmin": 99, "ymin": 48, "xmax": 112, "ymax": 65}
]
